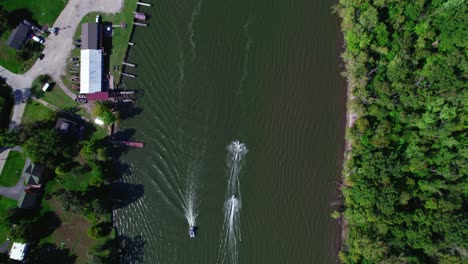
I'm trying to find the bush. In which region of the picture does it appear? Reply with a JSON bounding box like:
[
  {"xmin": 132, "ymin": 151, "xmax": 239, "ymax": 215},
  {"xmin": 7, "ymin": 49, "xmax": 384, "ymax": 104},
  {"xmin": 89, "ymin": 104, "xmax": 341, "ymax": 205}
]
[{"xmin": 88, "ymin": 222, "xmax": 111, "ymax": 239}]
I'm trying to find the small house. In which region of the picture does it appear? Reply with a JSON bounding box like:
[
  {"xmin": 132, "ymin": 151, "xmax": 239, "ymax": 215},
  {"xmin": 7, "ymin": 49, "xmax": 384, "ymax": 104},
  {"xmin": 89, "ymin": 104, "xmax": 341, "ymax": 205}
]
[
  {"xmin": 54, "ymin": 118, "xmax": 84, "ymax": 138},
  {"xmin": 7, "ymin": 20, "xmax": 33, "ymax": 50}
]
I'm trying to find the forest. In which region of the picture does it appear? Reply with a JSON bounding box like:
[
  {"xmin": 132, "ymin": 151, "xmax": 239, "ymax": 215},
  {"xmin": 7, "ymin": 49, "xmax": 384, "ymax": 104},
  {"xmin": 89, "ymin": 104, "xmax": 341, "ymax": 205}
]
[{"xmin": 336, "ymin": 0, "xmax": 467, "ymax": 263}]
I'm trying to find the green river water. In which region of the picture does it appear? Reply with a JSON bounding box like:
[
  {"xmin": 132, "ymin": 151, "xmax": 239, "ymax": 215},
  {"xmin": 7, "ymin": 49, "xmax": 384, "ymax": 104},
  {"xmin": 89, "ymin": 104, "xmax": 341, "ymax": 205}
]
[{"xmin": 115, "ymin": 0, "xmax": 346, "ymax": 263}]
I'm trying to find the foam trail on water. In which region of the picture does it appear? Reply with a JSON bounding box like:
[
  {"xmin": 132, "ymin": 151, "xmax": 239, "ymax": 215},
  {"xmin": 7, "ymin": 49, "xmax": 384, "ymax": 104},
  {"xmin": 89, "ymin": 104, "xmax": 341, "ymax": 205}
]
[
  {"xmin": 184, "ymin": 176, "xmax": 198, "ymax": 227},
  {"xmin": 188, "ymin": 0, "xmax": 203, "ymax": 60},
  {"xmin": 182, "ymin": 133, "xmax": 208, "ymax": 230},
  {"xmin": 217, "ymin": 141, "xmax": 247, "ymax": 264},
  {"xmin": 238, "ymin": 16, "xmax": 253, "ymax": 97}
]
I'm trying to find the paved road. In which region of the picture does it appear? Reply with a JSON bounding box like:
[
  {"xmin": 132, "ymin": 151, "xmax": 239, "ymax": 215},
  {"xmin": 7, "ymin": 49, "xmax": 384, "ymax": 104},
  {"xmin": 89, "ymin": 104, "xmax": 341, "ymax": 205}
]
[{"xmin": 0, "ymin": 0, "xmax": 124, "ymax": 130}]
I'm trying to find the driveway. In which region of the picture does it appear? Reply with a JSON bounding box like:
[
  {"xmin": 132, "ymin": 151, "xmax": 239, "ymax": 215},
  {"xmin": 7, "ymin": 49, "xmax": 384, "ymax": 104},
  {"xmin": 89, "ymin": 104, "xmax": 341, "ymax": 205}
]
[
  {"xmin": 0, "ymin": 0, "xmax": 124, "ymax": 130},
  {"xmin": 0, "ymin": 157, "xmax": 29, "ymax": 201}
]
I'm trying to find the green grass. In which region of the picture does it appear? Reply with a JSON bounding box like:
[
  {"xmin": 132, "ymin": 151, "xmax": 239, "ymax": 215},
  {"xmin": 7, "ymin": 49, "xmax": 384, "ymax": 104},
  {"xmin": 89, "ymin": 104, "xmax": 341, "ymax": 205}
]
[
  {"xmin": 0, "ymin": 32, "xmax": 24, "ymax": 73},
  {"xmin": 0, "ymin": 1, "xmax": 67, "ymax": 73},
  {"xmin": 32, "ymin": 75, "xmax": 89, "ymax": 119},
  {"xmin": 21, "ymin": 100, "xmax": 56, "ymax": 125},
  {"xmin": 0, "ymin": 150, "xmax": 25, "ymax": 187},
  {"xmin": 61, "ymin": 171, "xmax": 93, "ymax": 192},
  {"xmin": 0, "ymin": 196, "xmax": 17, "ymax": 242},
  {"xmin": 1, "ymin": 0, "xmax": 68, "ymax": 26},
  {"xmin": 71, "ymin": 0, "xmax": 138, "ymax": 84},
  {"xmin": 42, "ymin": 86, "xmax": 78, "ymax": 109},
  {"xmin": 91, "ymin": 126, "xmax": 108, "ymax": 141}
]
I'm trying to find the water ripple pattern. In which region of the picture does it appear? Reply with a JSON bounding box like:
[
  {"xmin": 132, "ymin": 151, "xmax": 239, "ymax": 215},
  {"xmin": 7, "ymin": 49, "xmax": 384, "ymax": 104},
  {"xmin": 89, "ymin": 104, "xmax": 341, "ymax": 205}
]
[{"xmin": 217, "ymin": 141, "xmax": 248, "ymax": 264}]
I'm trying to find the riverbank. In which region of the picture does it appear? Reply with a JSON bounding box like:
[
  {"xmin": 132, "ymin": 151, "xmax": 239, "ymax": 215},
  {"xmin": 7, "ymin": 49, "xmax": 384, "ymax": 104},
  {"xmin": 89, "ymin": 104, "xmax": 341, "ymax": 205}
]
[{"xmin": 335, "ymin": 0, "xmax": 466, "ymax": 262}]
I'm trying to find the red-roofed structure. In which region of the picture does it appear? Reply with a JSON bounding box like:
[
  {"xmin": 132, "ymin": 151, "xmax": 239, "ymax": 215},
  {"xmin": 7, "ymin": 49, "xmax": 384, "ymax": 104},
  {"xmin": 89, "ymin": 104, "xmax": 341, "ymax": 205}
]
[{"xmin": 86, "ymin": 91, "xmax": 109, "ymax": 101}]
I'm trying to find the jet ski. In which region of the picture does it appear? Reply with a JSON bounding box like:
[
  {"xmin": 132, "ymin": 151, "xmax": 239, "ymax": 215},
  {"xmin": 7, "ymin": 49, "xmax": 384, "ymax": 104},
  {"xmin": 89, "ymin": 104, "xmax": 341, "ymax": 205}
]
[{"xmin": 189, "ymin": 226, "xmax": 196, "ymax": 238}]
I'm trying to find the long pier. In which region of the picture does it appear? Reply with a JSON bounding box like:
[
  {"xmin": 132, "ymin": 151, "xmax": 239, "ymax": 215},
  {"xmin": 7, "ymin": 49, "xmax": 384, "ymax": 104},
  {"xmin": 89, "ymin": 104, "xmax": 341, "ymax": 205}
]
[
  {"xmin": 137, "ymin": 2, "xmax": 152, "ymax": 7},
  {"xmin": 133, "ymin": 22, "xmax": 148, "ymax": 27},
  {"xmin": 123, "ymin": 62, "xmax": 136, "ymax": 67},
  {"xmin": 121, "ymin": 72, "xmax": 136, "ymax": 78}
]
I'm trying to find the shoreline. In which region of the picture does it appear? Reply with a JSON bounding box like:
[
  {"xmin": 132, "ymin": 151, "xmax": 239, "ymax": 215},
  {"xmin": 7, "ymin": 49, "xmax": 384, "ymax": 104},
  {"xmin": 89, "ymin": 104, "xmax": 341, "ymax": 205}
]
[{"xmin": 337, "ymin": 28, "xmax": 357, "ymax": 260}]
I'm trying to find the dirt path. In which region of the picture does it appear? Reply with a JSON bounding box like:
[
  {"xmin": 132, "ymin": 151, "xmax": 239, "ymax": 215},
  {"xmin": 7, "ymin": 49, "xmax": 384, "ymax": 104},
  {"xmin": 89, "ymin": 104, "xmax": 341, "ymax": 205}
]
[{"xmin": 0, "ymin": 0, "xmax": 124, "ymax": 130}]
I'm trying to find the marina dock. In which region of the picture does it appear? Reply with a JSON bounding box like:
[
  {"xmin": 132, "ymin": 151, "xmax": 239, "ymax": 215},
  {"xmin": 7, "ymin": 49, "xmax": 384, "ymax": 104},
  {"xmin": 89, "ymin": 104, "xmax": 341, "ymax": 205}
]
[
  {"xmin": 110, "ymin": 140, "xmax": 144, "ymax": 148},
  {"xmin": 133, "ymin": 22, "xmax": 148, "ymax": 27},
  {"xmin": 137, "ymin": 2, "xmax": 152, "ymax": 7},
  {"xmin": 123, "ymin": 62, "xmax": 136, "ymax": 67},
  {"xmin": 121, "ymin": 72, "xmax": 136, "ymax": 78}
]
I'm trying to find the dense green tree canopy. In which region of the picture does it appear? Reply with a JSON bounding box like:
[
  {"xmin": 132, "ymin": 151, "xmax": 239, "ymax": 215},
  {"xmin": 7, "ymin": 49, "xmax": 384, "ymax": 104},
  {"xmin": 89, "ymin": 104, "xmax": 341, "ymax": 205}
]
[
  {"xmin": 337, "ymin": 0, "xmax": 467, "ymax": 262},
  {"xmin": 22, "ymin": 128, "xmax": 72, "ymax": 168}
]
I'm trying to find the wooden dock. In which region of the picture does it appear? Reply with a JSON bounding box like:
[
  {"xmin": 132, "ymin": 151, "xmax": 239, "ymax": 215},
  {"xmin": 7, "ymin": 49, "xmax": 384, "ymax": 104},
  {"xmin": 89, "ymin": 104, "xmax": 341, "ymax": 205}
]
[
  {"xmin": 137, "ymin": 2, "xmax": 152, "ymax": 7},
  {"xmin": 133, "ymin": 22, "xmax": 148, "ymax": 27},
  {"xmin": 123, "ymin": 62, "xmax": 136, "ymax": 67},
  {"xmin": 121, "ymin": 72, "xmax": 136, "ymax": 78},
  {"xmin": 110, "ymin": 140, "xmax": 144, "ymax": 148}
]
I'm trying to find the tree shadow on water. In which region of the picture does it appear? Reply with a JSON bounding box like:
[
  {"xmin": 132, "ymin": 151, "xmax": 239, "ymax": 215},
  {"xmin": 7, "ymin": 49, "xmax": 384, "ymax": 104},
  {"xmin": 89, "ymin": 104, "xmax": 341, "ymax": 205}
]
[
  {"xmin": 117, "ymin": 235, "xmax": 145, "ymax": 264},
  {"xmin": 117, "ymin": 102, "xmax": 143, "ymax": 120},
  {"xmin": 111, "ymin": 182, "xmax": 145, "ymax": 210}
]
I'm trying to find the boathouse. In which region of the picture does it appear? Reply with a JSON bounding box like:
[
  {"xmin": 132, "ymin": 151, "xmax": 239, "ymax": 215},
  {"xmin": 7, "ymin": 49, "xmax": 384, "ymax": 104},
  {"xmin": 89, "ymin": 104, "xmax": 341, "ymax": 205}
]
[{"xmin": 80, "ymin": 22, "xmax": 103, "ymax": 95}]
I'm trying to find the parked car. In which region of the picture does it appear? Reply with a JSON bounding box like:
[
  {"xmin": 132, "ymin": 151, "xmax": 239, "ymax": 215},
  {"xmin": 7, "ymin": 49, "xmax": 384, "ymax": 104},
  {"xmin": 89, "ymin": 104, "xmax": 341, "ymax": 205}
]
[
  {"xmin": 38, "ymin": 54, "xmax": 45, "ymax": 60},
  {"xmin": 75, "ymin": 44, "xmax": 81, "ymax": 49},
  {"xmin": 31, "ymin": 35, "xmax": 44, "ymax": 44},
  {"xmin": 96, "ymin": 15, "xmax": 101, "ymax": 23},
  {"xmin": 52, "ymin": 27, "xmax": 59, "ymax": 35},
  {"xmin": 73, "ymin": 63, "xmax": 80, "ymax": 67},
  {"xmin": 70, "ymin": 57, "xmax": 79, "ymax": 62},
  {"xmin": 75, "ymin": 39, "xmax": 81, "ymax": 43}
]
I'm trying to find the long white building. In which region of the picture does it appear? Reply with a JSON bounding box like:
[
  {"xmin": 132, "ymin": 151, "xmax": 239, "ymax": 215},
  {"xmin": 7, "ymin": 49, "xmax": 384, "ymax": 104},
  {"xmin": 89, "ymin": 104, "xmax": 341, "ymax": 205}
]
[{"xmin": 80, "ymin": 22, "xmax": 102, "ymax": 94}]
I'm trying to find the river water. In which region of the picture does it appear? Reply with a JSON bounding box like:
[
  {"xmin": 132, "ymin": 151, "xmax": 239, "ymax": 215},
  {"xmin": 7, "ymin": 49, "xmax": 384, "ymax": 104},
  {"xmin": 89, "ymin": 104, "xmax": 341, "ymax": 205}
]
[{"xmin": 115, "ymin": 0, "xmax": 345, "ymax": 263}]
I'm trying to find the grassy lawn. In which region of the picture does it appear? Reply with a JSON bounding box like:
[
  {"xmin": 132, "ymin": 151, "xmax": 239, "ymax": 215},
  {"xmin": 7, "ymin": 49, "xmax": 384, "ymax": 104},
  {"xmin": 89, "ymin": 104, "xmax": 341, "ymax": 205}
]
[
  {"xmin": 21, "ymin": 100, "xmax": 56, "ymax": 125},
  {"xmin": 67, "ymin": 0, "xmax": 138, "ymax": 86},
  {"xmin": 0, "ymin": 1, "xmax": 67, "ymax": 73},
  {"xmin": 0, "ymin": 150, "xmax": 25, "ymax": 187},
  {"xmin": 1, "ymin": 0, "xmax": 68, "ymax": 26},
  {"xmin": 0, "ymin": 196, "xmax": 17, "ymax": 242},
  {"xmin": 0, "ymin": 33, "xmax": 22, "ymax": 73}
]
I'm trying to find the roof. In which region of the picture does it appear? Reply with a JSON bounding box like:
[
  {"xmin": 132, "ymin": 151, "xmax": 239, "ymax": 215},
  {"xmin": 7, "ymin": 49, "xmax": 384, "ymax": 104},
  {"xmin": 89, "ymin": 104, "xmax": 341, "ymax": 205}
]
[
  {"xmin": 17, "ymin": 190, "xmax": 39, "ymax": 209},
  {"xmin": 80, "ymin": 49, "xmax": 102, "ymax": 94},
  {"xmin": 7, "ymin": 21, "xmax": 32, "ymax": 50},
  {"xmin": 9, "ymin": 242, "xmax": 27, "ymax": 261},
  {"xmin": 24, "ymin": 163, "xmax": 45, "ymax": 183},
  {"xmin": 81, "ymin": 23, "xmax": 99, "ymax": 50},
  {"xmin": 86, "ymin": 91, "xmax": 109, "ymax": 101}
]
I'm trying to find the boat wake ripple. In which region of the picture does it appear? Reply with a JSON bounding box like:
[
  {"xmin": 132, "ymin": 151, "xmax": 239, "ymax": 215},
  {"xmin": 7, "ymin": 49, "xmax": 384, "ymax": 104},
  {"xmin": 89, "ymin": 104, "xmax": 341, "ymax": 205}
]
[
  {"xmin": 188, "ymin": 0, "xmax": 203, "ymax": 60},
  {"xmin": 217, "ymin": 140, "xmax": 248, "ymax": 264}
]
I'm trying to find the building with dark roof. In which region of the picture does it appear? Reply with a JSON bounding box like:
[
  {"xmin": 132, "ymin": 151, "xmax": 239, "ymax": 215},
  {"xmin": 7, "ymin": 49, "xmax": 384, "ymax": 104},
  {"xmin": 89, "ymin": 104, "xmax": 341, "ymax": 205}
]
[
  {"xmin": 81, "ymin": 23, "xmax": 99, "ymax": 50},
  {"xmin": 7, "ymin": 20, "xmax": 32, "ymax": 50},
  {"xmin": 17, "ymin": 162, "xmax": 45, "ymax": 209},
  {"xmin": 54, "ymin": 117, "xmax": 84, "ymax": 138}
]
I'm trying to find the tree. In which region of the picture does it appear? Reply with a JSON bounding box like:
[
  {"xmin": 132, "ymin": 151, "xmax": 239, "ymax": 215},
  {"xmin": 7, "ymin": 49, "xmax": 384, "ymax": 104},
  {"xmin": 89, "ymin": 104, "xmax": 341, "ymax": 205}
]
[
  {"xmin": 0, "ymin": 129, "xmax": 18, "ymax": 147},
  {"xmin": 22, "ymin": 128, "xmax": 71, "ymax": 167},
  {"xmin": 0, "ymin": 6, "xmax": 8, "ymax": 35},
  {"xmin": 92, "ymin": 102, "xmax": 117, "ymax": 124}
]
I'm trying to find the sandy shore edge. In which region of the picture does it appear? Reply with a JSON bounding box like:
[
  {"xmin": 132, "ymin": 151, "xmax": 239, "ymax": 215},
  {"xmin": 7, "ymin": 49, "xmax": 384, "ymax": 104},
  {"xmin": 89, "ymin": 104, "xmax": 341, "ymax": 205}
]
[{"xmin": 339, "ymin": 70, "xmax": 357, "ymax": 255}]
